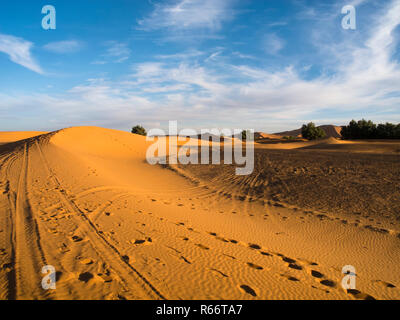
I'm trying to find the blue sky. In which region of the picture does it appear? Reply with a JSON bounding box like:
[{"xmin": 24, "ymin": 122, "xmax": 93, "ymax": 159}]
[{"xmin": 0, "ymin": 0, "xmax": 399, "ymax": 132}]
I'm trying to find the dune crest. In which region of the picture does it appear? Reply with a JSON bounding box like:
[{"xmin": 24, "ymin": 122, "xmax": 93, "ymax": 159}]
[{"xmin": 0, "ymin": 131, "xmax": 48, "ymax": 145}]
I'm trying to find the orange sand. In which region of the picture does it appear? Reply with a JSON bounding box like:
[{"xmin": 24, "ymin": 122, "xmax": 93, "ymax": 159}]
[{"xmin": 0, "ymin": 127, "xmax": 399, "ymax": 300}]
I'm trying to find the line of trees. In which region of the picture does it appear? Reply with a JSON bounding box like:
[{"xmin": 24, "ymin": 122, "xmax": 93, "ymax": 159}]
[
  {"xmin": 341, "ymin": 119, "xmax": 400, "ymax": 139},
  {"xmin": 131, "ymin": 121, "xmax": 400, "ymax": 140}
]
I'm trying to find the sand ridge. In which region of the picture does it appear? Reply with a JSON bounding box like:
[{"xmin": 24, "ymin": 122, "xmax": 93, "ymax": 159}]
[{"xmin": 0, "ymin": 131, "xmax": 48, "ymax": 145}]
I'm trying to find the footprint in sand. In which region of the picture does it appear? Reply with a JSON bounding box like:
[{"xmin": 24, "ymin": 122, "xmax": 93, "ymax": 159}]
[
  {"xmin": 71, "ymin": 235, "xmax": 83, "ymax": 242},
  {"xmin": 80, "ymin": 258, "xmax": 94, "ymax": 265},
  {"xmin": 281, "ymin": 256, "xmax": 296, "ymax": 264},
  {"xmin": 179, "ymin": 256, "xmax": 191, "ymax": 264},
  {"xmin": 248, "ymin": 243, "xmax": 261, "ymax": 250},
  {"xmin": 2, "ymin": 263, "xmax": 13, "ymax": 272},
  {"xmin": 132, "ymin": 239, "xmax": 146, "ymax": 245},
  {"xmin": 239, "ymin": 285, "xmax": 257, "ymax": 297},
  {"xmin": 210, "ymin": 268, "xmax": 228, "ymax": 278},
  {"xmin": 280, "ymin": 274, "xmax": 300, "ymax": 282},
  {"xmin": 223, "ymin": 254, "xmax": 236, "ymax": 260},
  {"xmin": 288, "ymin": 263, "xmax": 303, "ymax": 270},
  {"xmin": 131, "ymin": 237, "xmax": 152, "ymax": 245},
  {"xmin": 215, "ymin": 236, "xmax": 229, "ymax": 243},
  {"xmin": 59, "ymin": 243, "xmax": 70, "ymax": 254},
  {"xmin": 347, "ymin": 289, "xmax": 375, "ymax": 300},
  {"xmin": 372, "ymin": 280, "xmax": 396, "ymax": 288},
  {"xmin": 247, "ymin": 262, "xmax": 263, "ymax": 270},
  {"xmin": 78, "ymin": 272, "xmax": 94, "ymax": 283},
  {"xmin": 121, "ymin": 255, "xmax": 130, "ymax": 262},
  {"xmin": 196, "ymin": 244, "xmax": 209, "ymax": 250},
  {"xmin": 310, "ymin": 270, "xmax": 324, "ymax": 278},
  {"xmin": 320, "ymin": 279, "xmax": 336, "ymax": 288}
]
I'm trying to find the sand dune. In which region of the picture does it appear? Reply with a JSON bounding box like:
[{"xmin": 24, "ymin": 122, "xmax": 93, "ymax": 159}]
[
  {"xmin": 254, "ymin": 132, "xmax": 283, "ymax": 140},
  {"xmin": 0, "ymin": 131, "xmax": 48, "ymax": 145},
  {"xmin": 0, "ymin": 127, "xmax": 399, "ymax": 300}
]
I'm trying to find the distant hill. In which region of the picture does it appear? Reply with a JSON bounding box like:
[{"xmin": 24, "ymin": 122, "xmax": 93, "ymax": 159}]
[
  {"xmin": 273, "ymin": 125, "xmax": 342, "ymax": 139},
  {"xmin": 254, "ymin": 132, "xmax": 283, "ymax": 140}
]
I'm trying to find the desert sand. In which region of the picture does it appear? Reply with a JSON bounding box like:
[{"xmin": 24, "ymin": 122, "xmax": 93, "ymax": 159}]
[
  {"xmin": 0, "ymin": 131, "xmax": 48, "ymax": 145},
  {"xmin": 0, "ymin": 127, "xmax": 399, "ymax": 300}
]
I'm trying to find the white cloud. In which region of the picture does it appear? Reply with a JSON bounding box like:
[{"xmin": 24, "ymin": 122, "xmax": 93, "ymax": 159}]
[
  {"xmin": 0, "ymin": 33, "xmax": 43, "ymax": 74},
  {"xmin": 138, "ymin": 0, "xmax": 234, "ymax": 31},
  {"xmin": 43, "ymin": 40, "xmax": 83, "ymax": 53},
  {"xmin": 133, "ymin": 62, "xmax": 165, "ymax": 79},
  {"xmin": 1, "ymin": 1, "xmax": 400, "ymax": 133}
]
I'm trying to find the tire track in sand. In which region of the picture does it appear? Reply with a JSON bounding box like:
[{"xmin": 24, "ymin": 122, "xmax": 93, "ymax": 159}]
[
  {"xmin": 34, "ymin": 139, "xmax": 166, "ymax": 300},
  {"xmin": 7, "ymin": 143, "xmax": 49, "ymax": 299}
]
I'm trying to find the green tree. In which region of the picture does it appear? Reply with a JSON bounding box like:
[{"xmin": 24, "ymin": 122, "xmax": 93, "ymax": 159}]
[
  {"xmin": 301, "ymin": 122, "xmax": 326, "ymax": 140},
  {"xmin": 377, "ymin": 122, "xmax": 396, "ymax": 139},
  {"xmin": 241, "ymin": 130, "xmax": 247, "ymax": 141},
  {"xmin": 395, "ymin": 124, "xmax": 400, "ymax": 139},
  {"xmin": 131, "ymin": 125, "xmax": 147, "ymax": 136}
]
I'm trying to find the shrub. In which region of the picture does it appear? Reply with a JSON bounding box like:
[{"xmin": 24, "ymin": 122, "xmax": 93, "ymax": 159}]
[
  {"xmin": 131, "ymin": 125, "xmax": 147, "ymax": 136},
  {"xmin": 301, "ymin": 122, "xmax": 326, "ymax": 140}
]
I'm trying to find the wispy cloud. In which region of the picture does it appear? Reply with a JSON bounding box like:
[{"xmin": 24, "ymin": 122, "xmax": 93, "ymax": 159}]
[
  {"xmin": 263, "ymin": 33, "xmax": 285, "ymax": 55},
  {"xmin": 43, "ymin": 40, "xmax": 83, "ymax": 53},
  {"xmin": 155, "ymin": 49, "xmax": 204, "ymax": 60},
  {"xmin": 138, "ymin": 0, "xmax": 235, "ymax": 31},
  {"xmin": 267, "ymin": 21, "xmax": 288, "ymax": 27},
  {"xmin": 232, "ymin": 52, "xmax": 257, "ymax": 60},
  {"xmin": 0, "ymin": 33, "xmax": 43, "ymax": 74},
  {"xmin": 205, "ymin": 50, "xmax": 223, "ymax": 62},
  {"xmin": 92, "ymin": 41, "xmax": 131, "ymax": 64},
  {"xmin": 104, "ymin": 41, "xmax": 131, "ymax": 62}
]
